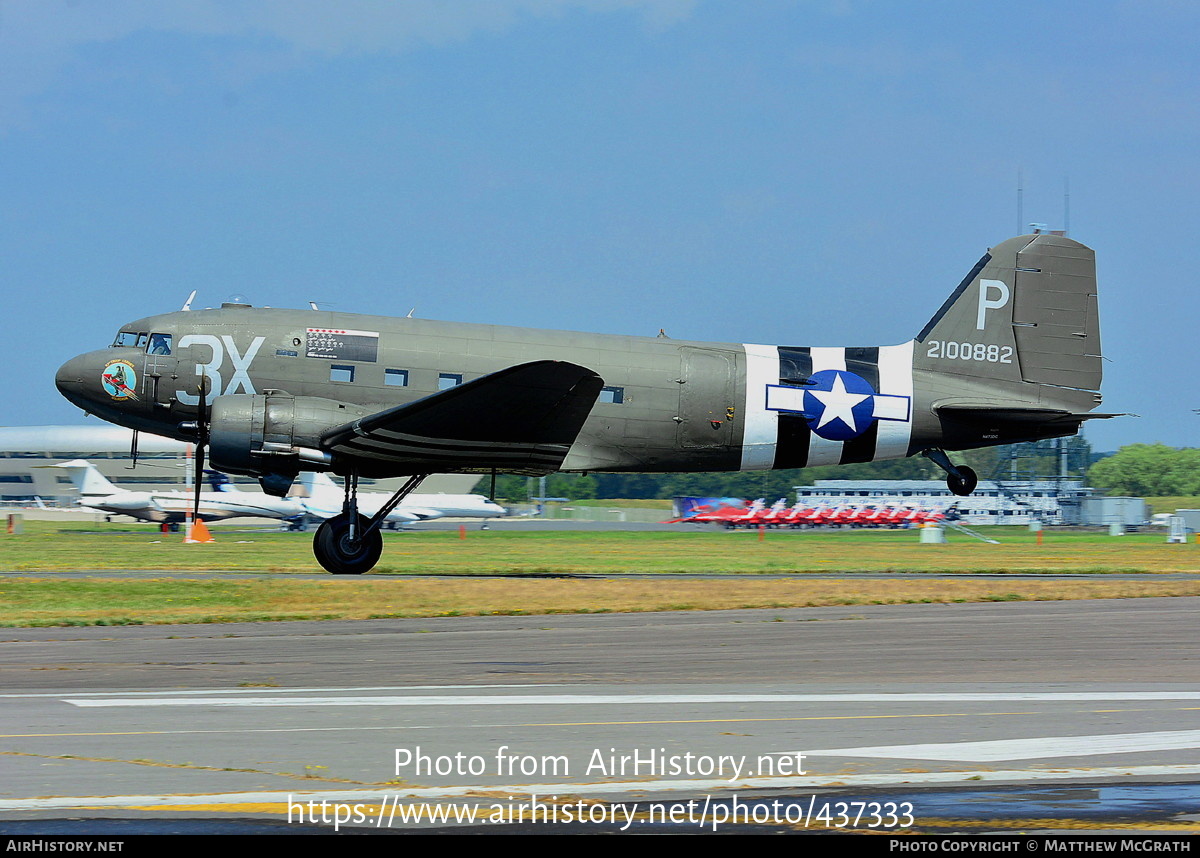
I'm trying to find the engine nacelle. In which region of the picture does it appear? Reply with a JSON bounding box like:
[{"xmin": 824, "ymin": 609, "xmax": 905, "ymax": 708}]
[{"xmin": 208, "ymin": 393, "xmax": 368, "ymax": 488}]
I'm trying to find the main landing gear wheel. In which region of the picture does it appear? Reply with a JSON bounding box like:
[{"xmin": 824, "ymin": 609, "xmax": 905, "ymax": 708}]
[
  {"xmin": 947, "ymin": 465, "xmax": 978, "ymax": 497},
  {"xmin": 313, "ymin": 513, "xmax": 382, "ymax": 575}
]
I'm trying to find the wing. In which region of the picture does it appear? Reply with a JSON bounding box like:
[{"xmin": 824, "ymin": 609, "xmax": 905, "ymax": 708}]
[
  {"xmin": 321, "ymin": 360, "xmax": 604, "ymax": 476},
  {"xmin": 395, "ymin": 507, "xmax": 444, "ymax": 521}
]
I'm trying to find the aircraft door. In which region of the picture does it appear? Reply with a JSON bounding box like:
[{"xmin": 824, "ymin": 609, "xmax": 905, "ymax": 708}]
[
  {"xmin": 678, "ymin": 347, "xmax": 737, "ymax": 449},
  {"xmin": 142, "ymin": 333, "xmax": 178, "ymax": 408}
]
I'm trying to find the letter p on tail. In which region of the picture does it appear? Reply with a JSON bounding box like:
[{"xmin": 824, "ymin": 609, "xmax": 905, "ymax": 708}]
[{"xmin": 976, "ymin": 279, "xmax": 1010, "ymax": 330}]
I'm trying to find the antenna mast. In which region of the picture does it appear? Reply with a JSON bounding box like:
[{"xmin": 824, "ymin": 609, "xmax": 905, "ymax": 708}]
[
  {"xmin": 1017, "ymin": 167, "xmax": 1024, "ymax": 234},
  {"xmin": 1063, "ymin": 176, "xmax": 1070, "ymax": 236}
]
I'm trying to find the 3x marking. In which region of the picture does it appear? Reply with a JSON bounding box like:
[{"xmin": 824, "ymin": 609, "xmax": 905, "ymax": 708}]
[{"xmin": 175, "ymin": 334, "xmax": 266, "ymax": 403}]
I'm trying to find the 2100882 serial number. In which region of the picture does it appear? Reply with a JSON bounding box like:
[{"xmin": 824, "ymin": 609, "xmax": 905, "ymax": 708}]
[{"xmin": 925, "ymin": 341, "xmax": 1013, "ymax": 363}]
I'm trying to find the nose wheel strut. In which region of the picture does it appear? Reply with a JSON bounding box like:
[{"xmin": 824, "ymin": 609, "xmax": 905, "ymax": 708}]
[
  {"xmin": 313, "ymin": 472, "xmax": 429, "ymax": 574},
  {"xmin": 922, "ymin": 448, "xmax": 978, "ymax": 497}
]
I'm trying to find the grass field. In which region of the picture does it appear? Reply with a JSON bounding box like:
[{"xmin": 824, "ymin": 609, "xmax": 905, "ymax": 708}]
[
  {"xmin": 2, "ymin": 520, "xmax": 1197, "ymax": 575},
  {"xmin": 1145, "ymin": 497, "xmax": 1200, "ymax": 515},
  {"xmin": 0, "ymin": 521, "xmax": 1197, "ymax": 626}
]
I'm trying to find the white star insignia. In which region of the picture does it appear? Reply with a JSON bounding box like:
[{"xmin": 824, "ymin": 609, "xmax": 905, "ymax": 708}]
[{"xmin": 809, "ymin": 374, "xmax": 870, "ymax": 432}]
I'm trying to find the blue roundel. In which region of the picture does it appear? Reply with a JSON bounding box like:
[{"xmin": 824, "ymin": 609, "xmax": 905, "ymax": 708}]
[{"xmin": 802, "ymin": 369, "xmax": 877, "ymax": 441}]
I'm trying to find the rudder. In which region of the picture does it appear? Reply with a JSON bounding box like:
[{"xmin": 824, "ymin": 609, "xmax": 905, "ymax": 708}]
[{"xmin": 1010, "ymin": 234, "xmax": 1101, "ymax": 391}]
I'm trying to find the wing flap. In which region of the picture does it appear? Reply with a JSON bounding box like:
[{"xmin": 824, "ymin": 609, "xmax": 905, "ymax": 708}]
[{"xmin": 321, "ymin": 360, "xmax": 603, "ymax": 475}]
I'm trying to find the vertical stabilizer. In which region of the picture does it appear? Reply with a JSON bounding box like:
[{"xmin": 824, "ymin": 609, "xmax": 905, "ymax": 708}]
[
  {"xmin": 53, "ymin": 460, "xmax": 122, "ymax": 497},
  {"xmin": 206, "ymin": 471, "xmax": 235, "ymax": 492},
  {"xmin": 913, "ymin": 234, "xmax": 1101, "ymax": 399},
  {"xmin": 297, "ymin": 471, "xmax": 340, "ymax": 498}
]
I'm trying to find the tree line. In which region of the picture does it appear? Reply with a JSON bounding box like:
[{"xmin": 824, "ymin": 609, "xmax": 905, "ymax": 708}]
[
  {"xmin": 491, "ymin": 436, "xmax": 1123, "ymax": 503},
  {"xmin": 1086, "ymin": 443, "xmax": 1200, "ymax": 497}
]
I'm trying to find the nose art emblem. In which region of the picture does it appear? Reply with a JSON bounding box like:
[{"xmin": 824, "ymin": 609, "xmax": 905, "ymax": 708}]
[{"xmin": 101, "ymin": 359, "xmax": 139, "ymax": 400}]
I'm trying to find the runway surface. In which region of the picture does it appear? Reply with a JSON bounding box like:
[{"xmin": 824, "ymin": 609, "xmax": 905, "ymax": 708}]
[{"xmin": 1, "ymin": 597, "xmax": 1198, "ymax": 833}]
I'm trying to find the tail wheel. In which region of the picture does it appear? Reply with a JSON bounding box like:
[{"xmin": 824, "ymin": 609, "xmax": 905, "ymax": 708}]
[
  {"xmin": 313, "ymin": 513, "xmax": 382, "ymax": 575},
  {"xmin": 947, "ymin": 465, "xmax": 978, "ymax": 497}
]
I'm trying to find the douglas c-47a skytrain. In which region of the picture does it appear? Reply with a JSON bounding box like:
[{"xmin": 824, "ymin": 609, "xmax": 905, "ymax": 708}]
[{"xmin": 56, "ymin": 233, "xmax": 1113, "ymax": 573}]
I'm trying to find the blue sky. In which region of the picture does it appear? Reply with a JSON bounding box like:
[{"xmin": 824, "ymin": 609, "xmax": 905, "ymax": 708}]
[{"xmin": 4, "ymin": 0, "xmax": 1197, "ymax": 453}]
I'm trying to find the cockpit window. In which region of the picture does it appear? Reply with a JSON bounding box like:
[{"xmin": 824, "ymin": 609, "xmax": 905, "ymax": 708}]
[
  {"xmin": 112, "ymin": 331, "xmax": 142, "ymax": 348},
  {"xmin": 148, "ymin": 333, "xmax": 172, "ymax": 355},
  {"xmin": 135, "ymin": 333, "xmax": 149, "ymax": 350}
]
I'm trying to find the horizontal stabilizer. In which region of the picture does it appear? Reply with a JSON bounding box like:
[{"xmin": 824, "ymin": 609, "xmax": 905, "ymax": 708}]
[
  {"xmin": 935, "ymin": 404, "xmax": 1121, "ymax": 424},
  {"xmin": 321, "ymin": 360, "xmax": 603, "ymax": 475}
]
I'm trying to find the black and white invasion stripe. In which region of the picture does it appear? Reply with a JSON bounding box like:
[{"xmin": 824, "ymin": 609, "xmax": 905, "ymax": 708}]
[{"xmin": 739, "ymin": 342, "xmax": 915, "ymax": 471}]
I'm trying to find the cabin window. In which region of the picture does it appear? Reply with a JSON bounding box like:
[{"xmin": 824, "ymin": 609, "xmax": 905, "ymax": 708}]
[
  {"xmin": 599, "ymin": 386, "xmax": 625, "ymax": 404},
  {"xmin": 385, "ymin": 369, "xmax": 409, "ymax": 387},
  {"xmin": 147, "ymin": 333, "xmax": 172, "ymax": 355},
  {"xmin": 438, "ymin": 373, "xmax": 462, "ymax": 390},
  {"xmin": 330, "ymin": 365, "xmax": 355, "ymax": 383}
]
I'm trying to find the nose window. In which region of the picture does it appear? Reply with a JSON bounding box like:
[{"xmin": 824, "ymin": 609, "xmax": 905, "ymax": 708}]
[{"xmin": 148, "ymin": 333, "xmax": 172, "ymax": 355}]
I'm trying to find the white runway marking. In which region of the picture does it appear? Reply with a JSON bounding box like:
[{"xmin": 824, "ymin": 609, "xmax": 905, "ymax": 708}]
[
  {"xmin": 808, "ymin": 730, "xmax": 1200, "ymax": 761},
  {"xmin": 0, "ymin": 684, "xmax": 548, "ymax": 699},
  {"xmin": 4, "ymin": 765, "xmax": 1200, "ymax": 811},
  {"xmin": 65, "ymin": 691, "xmax": 1200, "ymax": 708}
]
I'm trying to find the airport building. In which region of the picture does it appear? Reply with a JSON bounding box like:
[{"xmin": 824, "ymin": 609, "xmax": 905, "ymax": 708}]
[
  {"xmin": 792, "ymin": 479, "xmax": 1094, "ymax": 525},
  {"xmin": 0, "ymin": 426, "xmax": 480, "ymax": 505}
]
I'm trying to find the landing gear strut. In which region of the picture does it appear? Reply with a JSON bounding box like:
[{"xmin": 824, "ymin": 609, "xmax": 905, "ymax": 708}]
[
  {"xmin": 922, "ymin": 448, "xmax": 978, "ymax": 497},
  {"xmin": 312, "ymin": 472, "xmax": 429, "ymax": 574}
]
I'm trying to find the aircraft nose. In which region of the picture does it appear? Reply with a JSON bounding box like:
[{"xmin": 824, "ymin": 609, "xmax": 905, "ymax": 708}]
[
  {"xmin": 55, "ymin": 354, "xmax": 89, "ymax": 401},
  {"xmin": 56, "ymin": 349, "xmax": 120, "ymax": 412}
]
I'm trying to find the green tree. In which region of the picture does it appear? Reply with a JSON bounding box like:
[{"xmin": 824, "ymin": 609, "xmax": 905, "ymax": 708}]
[
  {"xmin": 548, "ymin": 473, "xmax": 597, "ymax": 500},
  {"xmin": 492, "ymin": 474, "xmax": 531, "ymax": 504},
  {"xmin": 1087, "ymin": 444, "xmax": 1200, "ymax": 496}
]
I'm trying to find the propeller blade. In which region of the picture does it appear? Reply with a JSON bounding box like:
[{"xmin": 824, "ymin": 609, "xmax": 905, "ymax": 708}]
[
  {"xmin": 193, "ymin": 373, "xmax": 209, "ymax": 522},
  {"xmin": 194, "ymin": 442, "xmax": 206, "ymax": 519}
]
